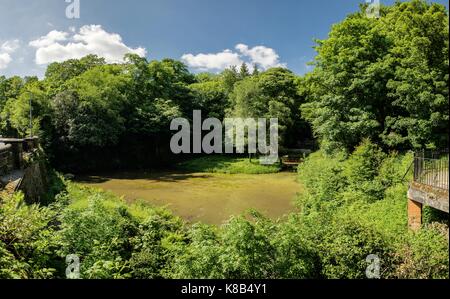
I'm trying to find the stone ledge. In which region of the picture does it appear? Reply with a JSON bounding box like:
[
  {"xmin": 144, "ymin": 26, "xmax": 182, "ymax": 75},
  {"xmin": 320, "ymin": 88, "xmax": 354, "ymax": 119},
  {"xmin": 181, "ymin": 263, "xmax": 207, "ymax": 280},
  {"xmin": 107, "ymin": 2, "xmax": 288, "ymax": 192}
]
[{"xmin": 408, "ymin": 182, "xmax": 449, "ymax": 213}]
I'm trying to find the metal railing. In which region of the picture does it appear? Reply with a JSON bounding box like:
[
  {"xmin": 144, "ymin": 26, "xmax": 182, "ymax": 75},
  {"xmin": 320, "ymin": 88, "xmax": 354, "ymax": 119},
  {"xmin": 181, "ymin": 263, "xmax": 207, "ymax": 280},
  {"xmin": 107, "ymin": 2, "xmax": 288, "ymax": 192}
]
[{"xmin": 413, "ymin": 151, "xmax": 449, "ymax": 191}]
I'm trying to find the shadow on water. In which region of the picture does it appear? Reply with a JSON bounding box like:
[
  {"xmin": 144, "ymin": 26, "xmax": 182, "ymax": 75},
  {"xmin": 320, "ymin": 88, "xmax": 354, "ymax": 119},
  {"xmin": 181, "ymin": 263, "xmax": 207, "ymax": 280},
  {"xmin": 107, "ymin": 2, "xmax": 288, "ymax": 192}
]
[{"xmin": 75, "ymin": 171, "xmax": 215, "ymax": 184}]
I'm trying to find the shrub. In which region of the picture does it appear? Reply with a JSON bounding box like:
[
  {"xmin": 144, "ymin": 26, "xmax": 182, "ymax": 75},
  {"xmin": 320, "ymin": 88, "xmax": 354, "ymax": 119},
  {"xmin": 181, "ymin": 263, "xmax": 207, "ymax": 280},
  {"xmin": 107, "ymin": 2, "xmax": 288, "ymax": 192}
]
[
  {"xmin": 342, "ymin": 140, "xmax": 386, "ymax": 201},
  {"xmin": 297, "ymin": 142, "xmax": 448, "ymax": 279},
  {"xmin": 317, "ymin": 218, "xmax": 392, "ymax": 279},
  {"xmin": 171, "ymin": 214, "xmax": 278, "ymax": 279},
  {"xmin": 57, "ymin": 197, "xmax": 138, "ymax": 277},
  {"xmin": 393, "ymin": 223, "xmax": 449, "ymax": 279},
  {"xmin": 297, "ymin": 151, "xmax": 347, "ymax": 212},
  {"xmin": 272, "ymin": 215, "xmax": 320, "ymax": 278},
  {"xmin": 170, "ymin": 224, "xmax": 222, "ymax": 279},
  {"xmin": 129, "ymin": 211, "xmax": 185, "ymax": 279},
  {"xmin": 0, "ymin": 192, "xmax": 60, "ymax": 278},
  {"xmin": 219, "ymin": 216, "xmax": 276, "ymax": 279}
]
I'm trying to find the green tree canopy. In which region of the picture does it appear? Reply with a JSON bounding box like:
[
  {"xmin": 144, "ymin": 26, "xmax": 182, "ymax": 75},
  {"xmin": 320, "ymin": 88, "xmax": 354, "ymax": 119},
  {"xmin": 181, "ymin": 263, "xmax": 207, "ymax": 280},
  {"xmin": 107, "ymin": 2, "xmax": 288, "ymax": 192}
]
[
  {"xmin": 301, "ymin": 0, "xmax": 449, "ymax": 153},
  {"xmin": 229, "ymin": 67, "xmax": 307, "ymax": 147}
]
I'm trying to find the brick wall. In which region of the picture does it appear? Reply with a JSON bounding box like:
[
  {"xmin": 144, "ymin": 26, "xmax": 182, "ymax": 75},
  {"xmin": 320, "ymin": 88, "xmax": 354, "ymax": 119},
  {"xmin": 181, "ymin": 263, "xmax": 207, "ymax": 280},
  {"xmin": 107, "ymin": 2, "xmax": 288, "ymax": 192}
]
[{"xmin": 408, "ymin": 198, "xmax": 422, "ymax": 231}]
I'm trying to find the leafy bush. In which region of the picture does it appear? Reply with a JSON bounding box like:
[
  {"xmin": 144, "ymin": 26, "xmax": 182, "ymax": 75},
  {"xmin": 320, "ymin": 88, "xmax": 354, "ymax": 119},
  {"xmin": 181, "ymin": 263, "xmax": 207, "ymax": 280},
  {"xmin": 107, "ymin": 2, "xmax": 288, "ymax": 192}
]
[
  {"xmin": 129, "ymin": 210, "xmax": 185, "ymax": 279},
  {"xmin": 316, "ymin": 218, "xmax": 392, "ymax": 279},
  {"xmin": 0, "ymin": 192, "xmax": 61, "ymax": 278},
  {"xmin": 297, "ymin": 151, "xmax": 347, "ymax": 212},
  {"xmin": 171, "ymin": 224, "xmax": 223, "ymax": 279},
  {"xmin": 171, "ymin": 215, "xmax": 276, "ymax": 279},
  {"xmin": 271, "ymin": 215, "xmax": 320, "ymax": 278},
  {"xmin": 58, "ymin": 198, "xmax": 137, "ymax": 277},
  {"xmin": 219, "ymin": 216, "xmax": 276, "ymax": 279},
  {"xmin": 393, "ymin": 223, "xmax": 449, "ymax": 279},
  {"xmin": 342, "ymin": 140, "xmax": 386, "ymax": 201},
  {"xmin": 1, "ymin": 142, "xmax": 448, "ymax": 279},
  {"xmin": 296, "ymin": 141, "xmax": 448, "ymax": 279}
]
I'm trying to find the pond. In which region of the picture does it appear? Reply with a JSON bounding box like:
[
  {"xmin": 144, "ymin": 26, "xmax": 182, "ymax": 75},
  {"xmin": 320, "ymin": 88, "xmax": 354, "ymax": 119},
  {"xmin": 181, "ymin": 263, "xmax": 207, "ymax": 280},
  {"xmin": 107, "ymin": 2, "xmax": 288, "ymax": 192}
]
[{"xmin": 78, "ymin": 171, "xmax": 301, "ymax": 225}]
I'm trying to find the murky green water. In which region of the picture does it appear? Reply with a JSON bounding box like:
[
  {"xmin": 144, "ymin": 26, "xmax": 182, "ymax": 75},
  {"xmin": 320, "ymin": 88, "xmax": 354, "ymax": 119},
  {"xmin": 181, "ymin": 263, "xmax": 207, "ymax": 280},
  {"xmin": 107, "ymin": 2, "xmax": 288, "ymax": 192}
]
[{"xmin": 79, "ymin": 171, "xmax": 301, "ymax": 225}]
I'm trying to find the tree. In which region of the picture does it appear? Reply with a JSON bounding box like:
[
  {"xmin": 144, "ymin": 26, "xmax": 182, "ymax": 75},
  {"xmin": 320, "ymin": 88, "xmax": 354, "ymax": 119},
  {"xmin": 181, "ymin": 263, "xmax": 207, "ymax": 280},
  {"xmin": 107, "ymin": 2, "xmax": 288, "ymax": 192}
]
[
  {"xmin": 221, "ymin": 66, "xmax": 240, "ymax": 94},
  {"xmin": 239, "ymin": 63, "xmax": 250, "ymax": 79},
  {"xmin": 380, "ymin": 0, "xmax": 449, "ymax": 150},
  {"xmin": 189, "ymin": 80, "xmax": 229, "ymax": 119},
  {"xmin": 252, "ymin": 64, "xmax": 260, "ymax": 76},
  {"xmin": 0, "ymin": 76, "xmax": 24, "ymax": 107},
  {"xmin": 44, "ymin": 55, "xmax": 106, "ymax": 96},
  {"xmin": 229, "ymin": 68, "xmax": 308, "ymax": 147},
  {"xmin": 123, "ymin": 55, "xmax": 187, "ymax": 135},
  {"xmin": 194, "ymin": 72, "xmax": 220, "ymax": 83},
  {"xmin": 1, "ymin": 80, "xmax": 50, "ymax": 138},
  {"xmin": 146, "ymin": 59, "xmax": 195, "ymax": 117},
  {"xmin": 53, "ymin": 64, "xmax": 129, "ymax": 147},
  {"xmin": 301, "ymin": 0, "xmax": 449, "ymax": 153}
]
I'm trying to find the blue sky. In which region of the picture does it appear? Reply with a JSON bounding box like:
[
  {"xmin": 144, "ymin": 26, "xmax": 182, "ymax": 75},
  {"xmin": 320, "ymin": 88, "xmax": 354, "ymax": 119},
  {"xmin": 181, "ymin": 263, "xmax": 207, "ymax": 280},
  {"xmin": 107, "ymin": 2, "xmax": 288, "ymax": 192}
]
[{"xmin": 0, "ymin": 0, "xmax": 448, "ymax": 78}]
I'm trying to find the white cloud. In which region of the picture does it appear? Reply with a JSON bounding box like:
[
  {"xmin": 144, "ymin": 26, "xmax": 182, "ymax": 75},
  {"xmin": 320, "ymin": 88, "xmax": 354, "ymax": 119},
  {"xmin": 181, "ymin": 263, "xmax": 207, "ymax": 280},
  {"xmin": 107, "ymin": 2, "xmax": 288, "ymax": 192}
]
[
  {"xmin": 0, "ymin": 53, "xmax": 12, "ymax": 70},
  {"xmin": 1, "ymin": 39, "xmax": 20, "ymax": 53},
  {"xmin": 182, "ymin": 43, "xmax": 286, "ymax": 72},
  {"xmin": 181, "ymin": 49, "xmax": 243, "ymax": 72},
  {"xmin": 0, "ymin": 39, "xmax": 20, "ymax": 69},
  {"xmin": 235, "ymin": 44, "xmax": 286, "ymax": 70},
  {"xmin": 29, "ymin": 25, "xmax": 147, "ymax": 65},
  {"xmin": 29, "ymin": 30, "xmax": 68, "ymax": 48}
]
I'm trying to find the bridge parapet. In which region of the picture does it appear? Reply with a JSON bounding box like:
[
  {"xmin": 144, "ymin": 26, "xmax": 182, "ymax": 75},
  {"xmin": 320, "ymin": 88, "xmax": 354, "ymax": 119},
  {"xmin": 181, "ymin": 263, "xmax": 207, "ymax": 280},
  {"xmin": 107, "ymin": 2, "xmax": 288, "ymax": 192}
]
[
  {"xmin": 0, "ymin": 137, "xmax": 40, "ymax": 172},
  {"xmin": 408, "ymin": 151, "xmax": 449, "ymax": 230},
  {"xmin": 0, "ymin": 144, "xmax": 13, "ymax": 176},
  {"xmin": 1, "ymin": 137, "xmax": 44, "ymax": 201}
]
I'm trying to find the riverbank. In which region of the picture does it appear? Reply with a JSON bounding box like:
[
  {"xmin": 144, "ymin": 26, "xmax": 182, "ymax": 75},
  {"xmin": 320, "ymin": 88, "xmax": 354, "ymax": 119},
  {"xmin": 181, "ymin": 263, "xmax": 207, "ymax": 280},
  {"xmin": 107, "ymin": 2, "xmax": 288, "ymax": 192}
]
[{"xmin": 176, "ymin": 155, "xmax": 282, "ymax": 174}]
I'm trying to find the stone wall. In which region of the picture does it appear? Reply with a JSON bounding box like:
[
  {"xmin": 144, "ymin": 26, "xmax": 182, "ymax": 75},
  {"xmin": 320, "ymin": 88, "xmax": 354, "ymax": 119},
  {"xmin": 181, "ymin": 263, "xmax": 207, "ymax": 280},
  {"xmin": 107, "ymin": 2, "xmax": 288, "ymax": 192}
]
[
  {"xmin": 0, "ymin": 137, "xmax": 48, "ymax": 203},
  {"xmin": 0, "ymin": 144, "xmax": 14, "ymax": 176},
  {"xmin": 18, "ymin": 161, "xmax": 49, "ymax": 204}
]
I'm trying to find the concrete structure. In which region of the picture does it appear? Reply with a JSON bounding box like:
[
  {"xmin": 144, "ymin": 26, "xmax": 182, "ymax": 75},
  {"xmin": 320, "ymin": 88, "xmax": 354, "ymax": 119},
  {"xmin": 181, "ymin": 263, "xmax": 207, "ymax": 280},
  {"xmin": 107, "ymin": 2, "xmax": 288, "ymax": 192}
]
[
  {"xmin": 0, "ymin": 143, "xmax": 14, "ymax": 175},
  {"xmin": 407, "ymin": 152, "xmax": 449, "ymax": 230},
  {"xmin": 0, "ymin": 139, "xmax": 24, "ymax": 172},
  {"xmin": 0, "ymin": 137, "xmax": 41, "ymax": 199}
]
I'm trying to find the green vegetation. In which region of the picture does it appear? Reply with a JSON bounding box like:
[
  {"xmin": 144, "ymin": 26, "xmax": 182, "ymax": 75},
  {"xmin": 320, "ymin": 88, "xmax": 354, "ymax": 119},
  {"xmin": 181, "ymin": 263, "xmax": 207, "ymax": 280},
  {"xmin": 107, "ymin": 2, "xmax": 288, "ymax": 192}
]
[
  {"xmin": 297, "ymin": 140, "xmax": 448, "ymax": 278},
  {"xmin": 0, "ymin": 0, "xmax": 448, "ymax": 279},
  {"xmin": 1, "ymin": 2, "xmax": 447, "ymax": 168},
  {"xmin": 177, "ymin": 156, "xmax": 281, "ymax": 174},
  {"xmin": 1, "ymin": 143, "xmax": 447, "ymax": 279},
  {"xmin": 229, "ymin": 68, "xmax": 311, "ymax": 146},
  {"xmin": 300, "ymin": 0, "xmax": 449, "ymax": 153},
  {"xmin": 1, "ymin": 55, "xmax": 308, "ymax": 172}
]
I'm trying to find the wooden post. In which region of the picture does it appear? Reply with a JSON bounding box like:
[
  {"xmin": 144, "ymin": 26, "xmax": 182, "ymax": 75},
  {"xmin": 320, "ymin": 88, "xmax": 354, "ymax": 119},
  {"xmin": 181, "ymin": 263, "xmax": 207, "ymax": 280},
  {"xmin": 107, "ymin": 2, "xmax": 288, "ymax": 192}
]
[{"xmin": 408, "ymin": 198, "xmax": 422, "ymax": 231}]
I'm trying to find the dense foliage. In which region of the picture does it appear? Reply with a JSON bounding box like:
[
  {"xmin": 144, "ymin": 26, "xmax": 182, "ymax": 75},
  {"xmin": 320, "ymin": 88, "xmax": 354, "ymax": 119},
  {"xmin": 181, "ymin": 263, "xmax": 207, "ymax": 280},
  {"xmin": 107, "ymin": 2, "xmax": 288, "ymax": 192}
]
[
  {"xmin": 229, "ymin": 68, "xmax": 312, "ymax": 147},
  {"xmin": 1, "ymin": 55, "xmax": 309, "ymax": 172},
  {"xmin": 1, "ymin": 0, "xmax": 448, "ymax": 279},
  {"xmin": 300, "ymin": 0, "xmax": 449, "ymax": 154},
  {"xmin": 2, "ymin": 3, "xmax": 447, "ymax": 164},
  {"xmin": 1, "ymin": 142, "xmax": 448, "ymax": 279}
]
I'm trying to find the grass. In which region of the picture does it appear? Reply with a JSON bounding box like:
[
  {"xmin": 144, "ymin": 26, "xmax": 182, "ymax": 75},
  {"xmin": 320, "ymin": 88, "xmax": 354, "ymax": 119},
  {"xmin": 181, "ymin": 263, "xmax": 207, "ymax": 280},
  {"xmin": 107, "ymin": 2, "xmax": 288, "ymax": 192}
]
[
  {"xmin": 65, "ymin": 182, "xmax": 166, "ymax": 221},
  {"xmin": 177, "ymin": 155, "xmax": 282, "ymax": 174}
]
